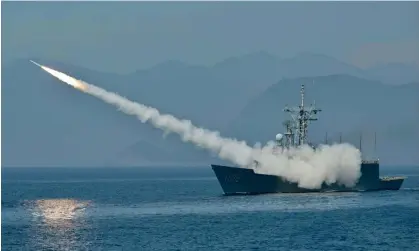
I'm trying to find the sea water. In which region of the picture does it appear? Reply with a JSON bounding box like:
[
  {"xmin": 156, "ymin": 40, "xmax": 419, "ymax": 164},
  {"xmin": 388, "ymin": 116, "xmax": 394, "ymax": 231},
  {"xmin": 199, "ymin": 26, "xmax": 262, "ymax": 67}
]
[{"xmin": 2, "ymin": 166, "xmax": 419, "ymax": 250}]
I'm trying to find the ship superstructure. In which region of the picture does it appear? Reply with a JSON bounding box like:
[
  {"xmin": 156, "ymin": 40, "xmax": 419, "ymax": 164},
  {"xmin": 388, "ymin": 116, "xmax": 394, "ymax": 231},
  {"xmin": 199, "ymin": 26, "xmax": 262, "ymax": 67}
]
[{"xmin": 282, "ymin": 84, "xmax": 321, "ymax": 147}]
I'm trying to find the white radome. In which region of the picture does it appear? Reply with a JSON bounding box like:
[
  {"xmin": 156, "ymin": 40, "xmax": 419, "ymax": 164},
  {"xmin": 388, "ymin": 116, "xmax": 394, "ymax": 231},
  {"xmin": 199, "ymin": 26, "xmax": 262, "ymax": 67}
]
[{"xmin": 275, "ymin": 133, "xmax": 283, "ymax": 141}]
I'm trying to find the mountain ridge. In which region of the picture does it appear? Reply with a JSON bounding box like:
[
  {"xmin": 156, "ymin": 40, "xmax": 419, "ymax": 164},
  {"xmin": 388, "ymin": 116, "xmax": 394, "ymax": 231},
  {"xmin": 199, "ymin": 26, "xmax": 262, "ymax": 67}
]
[
  {"xmin": 2, "ymin": 52, "xmax": 418, "ymax": 166},
  {"xmin": 9, "ymin": 50, "xmax": 419, "ymax": 85}
]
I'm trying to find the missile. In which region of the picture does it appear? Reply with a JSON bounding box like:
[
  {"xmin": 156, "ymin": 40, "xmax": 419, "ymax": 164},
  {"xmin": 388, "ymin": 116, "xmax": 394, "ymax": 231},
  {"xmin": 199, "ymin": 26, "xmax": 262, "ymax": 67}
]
[
  {"xmin": 30, "ymin": 60, "xmax": 42, "ymax": 68},
  {"xmin": 29, "ymin": 59, "xmax": 88, "ymax": 92}
]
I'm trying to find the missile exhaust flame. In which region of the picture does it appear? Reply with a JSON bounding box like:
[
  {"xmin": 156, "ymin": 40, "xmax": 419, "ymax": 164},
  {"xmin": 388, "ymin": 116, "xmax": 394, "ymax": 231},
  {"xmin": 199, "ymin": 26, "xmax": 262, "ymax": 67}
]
[
  {"xmin": 32, "ymin": 61, "xmax": 362, "ymax": 189},
  {"xmin": 30, "ymin": 60, "xmax": 87, "ymax": 92}
]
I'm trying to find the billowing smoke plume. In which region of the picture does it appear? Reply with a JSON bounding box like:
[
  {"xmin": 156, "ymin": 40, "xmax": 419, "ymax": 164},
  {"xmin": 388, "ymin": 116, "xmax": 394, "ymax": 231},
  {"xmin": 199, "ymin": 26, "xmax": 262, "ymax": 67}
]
[{"xmin": 33, "ymin": 62, "xmax": 362, "ymax": 189}]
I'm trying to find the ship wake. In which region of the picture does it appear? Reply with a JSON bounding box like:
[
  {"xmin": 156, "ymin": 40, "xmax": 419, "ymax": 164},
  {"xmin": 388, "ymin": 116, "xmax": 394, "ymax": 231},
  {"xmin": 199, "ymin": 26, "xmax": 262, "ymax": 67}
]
[{"xmin": 32, "ymin": 61, "xmax": 362, "ymax": 190}]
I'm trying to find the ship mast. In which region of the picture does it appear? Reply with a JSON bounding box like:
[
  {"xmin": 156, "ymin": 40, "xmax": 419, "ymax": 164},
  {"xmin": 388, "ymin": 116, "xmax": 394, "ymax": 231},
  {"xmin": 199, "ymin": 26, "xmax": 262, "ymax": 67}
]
[
  {"xmin": 283, "ymin": 120, "xmax": 294, "ymax": 148},
  {"xmin": 283, "ymin": 83, "xmax": 321, "ymax": 146}
]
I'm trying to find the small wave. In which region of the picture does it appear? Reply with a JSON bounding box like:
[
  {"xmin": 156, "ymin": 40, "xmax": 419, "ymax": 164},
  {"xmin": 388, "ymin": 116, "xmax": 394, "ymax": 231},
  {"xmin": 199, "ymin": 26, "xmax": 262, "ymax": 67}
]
[
  {"xmin": 401, "ymin": 187, "xmax": 419, "ymax": 191},
  {"xmin": 1, "ymin": 200, "xmax": 27, "ymax": 209}
]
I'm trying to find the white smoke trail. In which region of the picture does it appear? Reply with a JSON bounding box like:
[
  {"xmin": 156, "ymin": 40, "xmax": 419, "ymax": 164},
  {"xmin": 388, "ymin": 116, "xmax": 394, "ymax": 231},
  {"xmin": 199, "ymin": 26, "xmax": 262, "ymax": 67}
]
[{"xmin": 33, "ymin": 62, "xmax": 362, "ymax": 189}]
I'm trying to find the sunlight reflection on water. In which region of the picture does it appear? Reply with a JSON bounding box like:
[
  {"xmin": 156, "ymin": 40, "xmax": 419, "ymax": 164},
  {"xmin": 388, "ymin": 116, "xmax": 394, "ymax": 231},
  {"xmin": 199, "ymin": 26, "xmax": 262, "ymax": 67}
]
[
  {"xmin": 31, "ymin": 199, "xmax": 90, "ymax": 222},
  {"xmin": 28, "ymin": 199, "xmax": 92, "ymax": 250}
]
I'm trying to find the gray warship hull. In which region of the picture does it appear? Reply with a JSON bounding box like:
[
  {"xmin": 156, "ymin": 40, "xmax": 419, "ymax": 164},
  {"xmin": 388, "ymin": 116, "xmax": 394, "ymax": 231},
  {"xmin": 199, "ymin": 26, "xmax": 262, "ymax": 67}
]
[{"xmin": 211, "ymin": 163, "xmax": 405, "ymax": 195}]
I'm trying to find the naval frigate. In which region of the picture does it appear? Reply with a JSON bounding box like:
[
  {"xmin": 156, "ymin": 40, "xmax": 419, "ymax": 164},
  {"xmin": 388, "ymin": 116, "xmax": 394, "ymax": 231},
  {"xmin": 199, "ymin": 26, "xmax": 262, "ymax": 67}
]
[{"xmin": 211, "ymin": 84, "xmax": 405, "ymax": 195}]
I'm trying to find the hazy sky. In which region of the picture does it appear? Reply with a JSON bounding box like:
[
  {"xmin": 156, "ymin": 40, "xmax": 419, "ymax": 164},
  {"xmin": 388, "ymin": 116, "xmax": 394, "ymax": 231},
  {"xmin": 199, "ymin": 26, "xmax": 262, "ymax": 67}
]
[{"xmin": 2, "ymin": 1, "xmax": 419, "ymax": 73}]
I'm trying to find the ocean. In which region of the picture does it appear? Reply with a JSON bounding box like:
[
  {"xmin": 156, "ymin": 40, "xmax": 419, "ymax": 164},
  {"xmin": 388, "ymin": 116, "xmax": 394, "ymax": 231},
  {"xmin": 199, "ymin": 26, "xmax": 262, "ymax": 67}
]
[{"xmin": 2, "ymin": 166, "xmax": 419, "ymax": 250}]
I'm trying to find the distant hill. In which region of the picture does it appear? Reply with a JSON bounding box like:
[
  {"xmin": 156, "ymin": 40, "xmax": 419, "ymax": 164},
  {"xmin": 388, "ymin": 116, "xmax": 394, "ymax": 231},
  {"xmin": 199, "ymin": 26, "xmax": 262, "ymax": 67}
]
[
  {"xmin": 2, "ymin": 52, "xmax": 418, "ymax": 167},
  {"xmin": 366, "ymin": 62, "xmax": 419, "ymax": 87}
]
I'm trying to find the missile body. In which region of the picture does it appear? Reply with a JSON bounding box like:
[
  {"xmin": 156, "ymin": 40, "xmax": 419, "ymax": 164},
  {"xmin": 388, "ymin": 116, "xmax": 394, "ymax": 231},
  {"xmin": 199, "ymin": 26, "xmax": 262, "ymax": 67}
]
[{"xmin": 30, "ymin": 60, "xmax": 43, "ymax": 68}]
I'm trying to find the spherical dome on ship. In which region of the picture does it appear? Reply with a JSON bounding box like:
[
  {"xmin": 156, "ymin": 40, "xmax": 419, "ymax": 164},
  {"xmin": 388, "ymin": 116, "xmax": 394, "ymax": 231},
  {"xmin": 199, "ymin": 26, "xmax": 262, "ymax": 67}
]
[{"xmin": 275, "ymin": 133, "xmax": 283, "ymax": 141}]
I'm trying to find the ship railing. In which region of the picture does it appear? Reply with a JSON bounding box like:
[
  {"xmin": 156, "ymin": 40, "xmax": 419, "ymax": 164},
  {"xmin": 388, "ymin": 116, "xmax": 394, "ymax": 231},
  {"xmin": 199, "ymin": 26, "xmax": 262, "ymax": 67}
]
[{"xmin": 380, "ymin": 176, "xmax": 406, "ymax": 181}]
